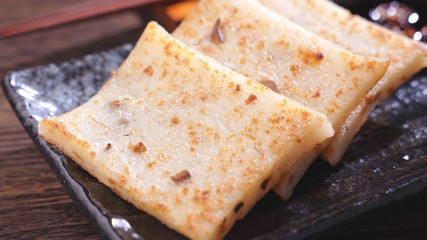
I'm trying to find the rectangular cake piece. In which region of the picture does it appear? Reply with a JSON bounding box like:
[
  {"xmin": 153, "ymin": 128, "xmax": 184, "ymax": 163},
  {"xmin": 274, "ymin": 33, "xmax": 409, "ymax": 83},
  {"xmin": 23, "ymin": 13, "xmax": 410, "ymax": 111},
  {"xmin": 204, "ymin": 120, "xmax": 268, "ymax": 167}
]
[
  {"xmin": 258, "ymin": 0, "xmax": 427, "ymax": 165},
  {"xmin": 172, "ymin": 0, "xmax": 388, "ymax": 199},
  {"xmin": 38, "ymin": 22, "xmax": 333, "ymax": 240}
]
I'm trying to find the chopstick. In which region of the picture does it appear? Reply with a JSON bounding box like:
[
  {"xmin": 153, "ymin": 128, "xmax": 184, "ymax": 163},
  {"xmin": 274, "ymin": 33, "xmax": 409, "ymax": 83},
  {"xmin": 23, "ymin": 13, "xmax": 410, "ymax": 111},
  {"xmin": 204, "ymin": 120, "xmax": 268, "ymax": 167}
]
[{"xmin": 0, "ymin": 0, "xmax": 178, "ymax": 38}]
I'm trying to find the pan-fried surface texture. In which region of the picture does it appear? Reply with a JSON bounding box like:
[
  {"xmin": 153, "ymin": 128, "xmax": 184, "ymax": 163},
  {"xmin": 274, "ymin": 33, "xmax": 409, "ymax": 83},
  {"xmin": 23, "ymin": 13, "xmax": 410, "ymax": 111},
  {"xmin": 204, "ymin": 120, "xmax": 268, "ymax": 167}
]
[
  {"xmin": 173, "ymin": 0, "xmax": 388, "ymax": 199},
  {"xmin": 258, "ymin": 0, "xmax": 427, "ymax": 165},
  {"xmin": 38, "ymin": 22, "xmax": 333, "ymax": 240},
  {"xmin": 173, "ymin": 0, "xmax": 388, "ymax": 129}
]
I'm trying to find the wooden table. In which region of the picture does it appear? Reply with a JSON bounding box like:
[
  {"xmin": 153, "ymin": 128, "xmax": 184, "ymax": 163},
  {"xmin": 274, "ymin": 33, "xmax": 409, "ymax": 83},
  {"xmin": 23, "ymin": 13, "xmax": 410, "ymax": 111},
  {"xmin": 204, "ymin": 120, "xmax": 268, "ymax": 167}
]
[{"xmin": 0, "ymin": 1, "xmax": 426, "ymax": 239}]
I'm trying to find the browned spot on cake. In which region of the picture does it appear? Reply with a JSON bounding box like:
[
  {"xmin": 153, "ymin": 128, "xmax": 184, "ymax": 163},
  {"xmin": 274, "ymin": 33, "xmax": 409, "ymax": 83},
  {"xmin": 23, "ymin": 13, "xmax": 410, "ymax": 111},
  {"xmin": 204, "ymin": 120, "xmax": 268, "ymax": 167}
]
[
  {"xmin": 235, "ymin": 84, "xmax": 241, "ymax": 92},
  {"xmin": 298, "ymin": 47, "xmax": 325, "ymax": 65},
  {"xmin": 200, "ymin": 95, "xmax": 208, "ymax": 102},
  {"xmin": 170, "ymin": 116, "xmax": 180, "ymax": 126},
  {"xmin": 105, "ymin": 143, "xmax": 112, "ymax": 151},
  {"xmin": 155, "ymin": 202, "xmax": 169, "ymax": 213},
  {"xmin": 131, "ymin": 142, "xmax": 147, "ymax": 153},
  {"xmin": 118, "ymin": 119, "xmax": 129, "ymax": 125},
  {"xmin": 161, "ymin": 69, "xmax": 168, "ymax": 78},
  {"xmin": 171, "ymin": 169, "xmax": 191, "ymax": 183},
  {"xmin": 147, "ymin": 161, "xmax": 158, "ymax": 168},
  {"xmin": 275, "ymin": 39, "xmax": 290, "ymax": 48},
  {"xmin": 107, "ymin": 177, "xmax": 115, "ymax": 185},
  {"xmin": 110, "ymin": 100, "xmax": 121, "ymax": 107},
  {"xmin": 315, "ymin": 52, "xmax": 324, "ymax": 60},
  {"xmin": 245, "ymin": 94, "xmax": 257, "ymax": 104},
  {"xmin": 300, "ymin": 110, "xmax": 311, "ymax": 120},
  {"xmin": 352, "ymin": 77, "xmax": 360, "ymax": 88},
  {"xmin": 335, "ymin": 89, "xmax": 344, "ymax": 97},
  {"xmin": 193, "ymin": 190, "xmax": 211, "ymax": 203},
  {"xmin": 144, "ymin": 65, "xmax": 154, "ymax": 76},
  {"xmin": 290, "ymin": 64, "xmax": 301, "ymax": 76},
  {"xmin": 312, "ymin": 90, "xmax": 321, "ymax": 98},
  {"xmin": 251, "ymin": 118, "xmax": 259, "ymax": 124},
  {"xmin": 157, "ymin": 99, "xmax": 165, "ymax": 107},
  {"xmin": 164, "ymin": 42, "xmax": 172, "ymax": 56},
  {"xmin": 269, "ymin": 115, "xmax": 285, "ymax": 125}
]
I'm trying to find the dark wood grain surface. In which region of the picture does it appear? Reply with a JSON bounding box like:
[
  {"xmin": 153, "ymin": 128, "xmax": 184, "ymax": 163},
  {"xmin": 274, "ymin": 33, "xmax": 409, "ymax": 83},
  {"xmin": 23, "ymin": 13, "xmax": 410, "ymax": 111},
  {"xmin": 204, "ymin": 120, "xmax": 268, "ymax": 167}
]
[{"xmin": 0, "ymin": 1, "xmax": 426, "ymax": 239}]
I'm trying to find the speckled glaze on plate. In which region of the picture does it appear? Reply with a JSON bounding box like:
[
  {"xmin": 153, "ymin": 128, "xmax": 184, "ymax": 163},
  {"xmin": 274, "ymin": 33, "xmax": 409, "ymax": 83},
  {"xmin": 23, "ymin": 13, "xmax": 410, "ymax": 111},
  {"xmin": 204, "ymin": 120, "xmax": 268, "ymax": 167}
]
[{"xmin": 2, "ymin": 3, "xmax": 427, "ymax": 240}]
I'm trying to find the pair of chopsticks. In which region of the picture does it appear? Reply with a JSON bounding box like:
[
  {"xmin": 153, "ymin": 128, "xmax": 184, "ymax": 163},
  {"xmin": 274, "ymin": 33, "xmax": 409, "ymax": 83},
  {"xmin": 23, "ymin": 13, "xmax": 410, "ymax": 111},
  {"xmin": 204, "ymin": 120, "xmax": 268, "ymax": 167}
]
[{"xmin": 0, "ymin": 0, "xmax": 180, "ymax": 38}]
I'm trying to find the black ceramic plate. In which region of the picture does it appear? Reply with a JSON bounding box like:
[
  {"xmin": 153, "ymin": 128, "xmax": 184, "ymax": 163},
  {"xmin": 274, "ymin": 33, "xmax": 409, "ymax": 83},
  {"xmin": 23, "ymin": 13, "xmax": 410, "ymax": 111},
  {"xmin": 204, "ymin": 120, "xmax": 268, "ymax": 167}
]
[{"xmin": 2, "ymin": 2, "xmax": 427, "ymax": 240}]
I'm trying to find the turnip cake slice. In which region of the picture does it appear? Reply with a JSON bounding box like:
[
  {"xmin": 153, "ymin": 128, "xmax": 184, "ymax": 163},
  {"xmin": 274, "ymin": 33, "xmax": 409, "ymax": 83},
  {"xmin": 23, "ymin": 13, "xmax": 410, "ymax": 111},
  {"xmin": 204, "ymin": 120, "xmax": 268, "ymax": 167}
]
[
  {"xmin": 38, "ymin": 22, "xmax": 333, "ymax": 240},
  {"xmin": 172, "ymin": 0, "xmax": 388, "ymax": 199},
  {"xmin": 258, "ymin": 0, "xmax": 427, "ymax": 165}
]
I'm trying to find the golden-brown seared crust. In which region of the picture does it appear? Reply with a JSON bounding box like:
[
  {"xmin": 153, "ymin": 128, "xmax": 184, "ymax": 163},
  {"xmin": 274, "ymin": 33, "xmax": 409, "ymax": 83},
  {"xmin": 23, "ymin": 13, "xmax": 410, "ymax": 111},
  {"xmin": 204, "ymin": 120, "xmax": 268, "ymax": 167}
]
[{"xmin": 40, "ymin": 119, "xmax": 90, "ymax": 150}]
